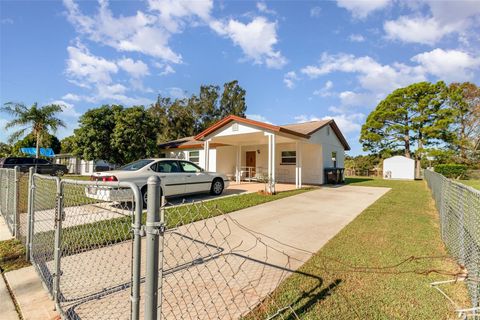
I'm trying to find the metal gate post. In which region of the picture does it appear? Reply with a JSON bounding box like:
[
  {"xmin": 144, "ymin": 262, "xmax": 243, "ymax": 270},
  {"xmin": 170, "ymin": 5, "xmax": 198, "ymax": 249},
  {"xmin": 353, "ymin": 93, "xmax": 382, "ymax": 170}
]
[
  {"xmin": 25, "ymin": 167, "xmax": 35, "ymax": 261},
  {"xmin": 144, "ymin": 176, "xmax": 163, "ymax": 320},
  {"xmin": 13, "ymin": 166, "xmax": 19, "ymax": 238},
  {"xmin": 131, "ymin": 183, "xmax": 143, "ymax": 320},
  {"xmin": 53, "ymin": 178, "xmax": 63, "ymax": 311}
]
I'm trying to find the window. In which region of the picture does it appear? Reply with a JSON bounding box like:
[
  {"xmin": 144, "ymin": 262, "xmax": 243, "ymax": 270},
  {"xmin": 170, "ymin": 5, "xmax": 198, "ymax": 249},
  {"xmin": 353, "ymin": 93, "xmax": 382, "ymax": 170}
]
[
  {"xmin": 189, "ymin": 151, "xmax": 200, "ymax": 164},
  {"xmin": 119, "ymin": 159, "xmax": 154, "ymax": 171},
  {"xmin": 281, "ymin": 151, "xmax": 296, "ymax": 165},
  {"xmin": 180, "ymin": 161, "xmax": 202, "ymax": 173},
  {"xmin": 152, "ymin": 160, "xmax": 181, "ymax": 173},
  {"xmin": 331, "ymin": 151, "xmax": 337, "ymax": 168},
  {"xmin": 232, "ymin": 123, "xmax": 239, "ymax": 131},
  {"xmin": 35, "ymin": 159, "xmax": 49, "ymax": 165},
  {"xmin": 327, "ymin": 127, "xmax": 330, "ymax": 136}
]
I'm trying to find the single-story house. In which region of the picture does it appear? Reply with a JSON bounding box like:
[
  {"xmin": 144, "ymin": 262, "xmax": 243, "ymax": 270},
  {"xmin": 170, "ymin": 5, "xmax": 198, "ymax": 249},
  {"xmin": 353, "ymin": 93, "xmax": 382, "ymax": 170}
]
[
  {"xmin": 54, "ymin": 154, "xmax": 113, "ymax": 175},
  {"xmin": 383, "ymin": 155, "xmax": 415, "ymax": 180},
  {"xmin": 159, "ymin": 115, "xmax": 350, "ymax": 193}
]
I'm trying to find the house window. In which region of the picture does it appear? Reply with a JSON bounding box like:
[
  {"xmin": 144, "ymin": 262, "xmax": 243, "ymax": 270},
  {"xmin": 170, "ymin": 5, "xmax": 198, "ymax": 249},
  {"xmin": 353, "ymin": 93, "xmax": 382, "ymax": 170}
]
[
  {"xmin": 232, "ymin": 123, "xmax": 239, "ymax": 131},
  {"xmin": 281, "ymin": 151, "xmax": 296, "ymax": 165},
  {"xmin": 331, "ymin": 151, "xmax": 337, "ymax": 168},
  {"xmin": 189, "ymin": 151, "xmax": 200, "ymax": 164},
  {"xmin": 327, "ymin": 127, "xmax": 330, "ymax": 135}
]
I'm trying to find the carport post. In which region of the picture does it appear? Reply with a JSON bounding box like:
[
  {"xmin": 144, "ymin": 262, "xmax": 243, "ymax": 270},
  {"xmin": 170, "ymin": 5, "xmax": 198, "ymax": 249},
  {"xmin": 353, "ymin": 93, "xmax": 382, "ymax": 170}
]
[
  {"xmin": 25, "ymin": 167, "xmax": 35, "ymax": 261},
  {"xmin": 145, "ymin": 176, "xmax": 164, "ymax": 320}
]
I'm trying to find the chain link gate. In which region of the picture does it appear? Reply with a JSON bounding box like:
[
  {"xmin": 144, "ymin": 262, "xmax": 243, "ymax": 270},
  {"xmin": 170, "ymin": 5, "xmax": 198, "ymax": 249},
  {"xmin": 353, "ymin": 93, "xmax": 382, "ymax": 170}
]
[
  {"xmin": 25, "ymin": 172, "xmax": 143, "ymax": 319},
  {"xmin": 425, "ymin": 169, "xmax": 480, "ymax": 317},
  {"xmin": 0, "ymin": 168, "xmax": 19, "ymax": 236}
]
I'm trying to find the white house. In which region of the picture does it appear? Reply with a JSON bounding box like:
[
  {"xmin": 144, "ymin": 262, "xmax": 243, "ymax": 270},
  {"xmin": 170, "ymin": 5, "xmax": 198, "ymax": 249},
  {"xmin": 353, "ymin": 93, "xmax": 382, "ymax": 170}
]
[
  {"xmin": 159, "ymin": 115, "xmax": 350, "ymax": 192},
  {"xmin": 54, "ymin": 154, "xmax": 113, "ymax": 175},
  {"xmin": 383, "ymin": 155, "xmax": 415, "ymax": 180}
]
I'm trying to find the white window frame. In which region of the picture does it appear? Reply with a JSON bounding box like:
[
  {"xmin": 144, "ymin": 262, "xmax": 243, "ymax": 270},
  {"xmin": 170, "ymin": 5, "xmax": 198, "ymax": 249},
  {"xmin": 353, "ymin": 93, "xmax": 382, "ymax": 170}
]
[{"xmin": 188, "ymin": 150, "xmax": 200, "ymax": 165}]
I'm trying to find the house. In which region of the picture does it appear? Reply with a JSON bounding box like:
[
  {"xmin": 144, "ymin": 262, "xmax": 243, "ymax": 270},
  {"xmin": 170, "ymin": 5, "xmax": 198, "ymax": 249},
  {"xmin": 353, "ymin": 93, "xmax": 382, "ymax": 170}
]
[
  {"xmin": 54, "ymin": 154, "xmax": 113, "ymax": 175},
  {"xmin": 383, "ymin": 155, "xmax": 415, "ymax": 180},
  {"xmin": 159, "ymin": 115, "xmax": 350, "ymax": 193}
]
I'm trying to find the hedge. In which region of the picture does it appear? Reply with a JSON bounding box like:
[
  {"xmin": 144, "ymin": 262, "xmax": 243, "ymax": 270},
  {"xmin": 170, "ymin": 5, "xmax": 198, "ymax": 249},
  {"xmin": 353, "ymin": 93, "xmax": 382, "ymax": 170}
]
[{"xmin": 434, "ymin": 164, "xmax": 468, "ymax": 179}]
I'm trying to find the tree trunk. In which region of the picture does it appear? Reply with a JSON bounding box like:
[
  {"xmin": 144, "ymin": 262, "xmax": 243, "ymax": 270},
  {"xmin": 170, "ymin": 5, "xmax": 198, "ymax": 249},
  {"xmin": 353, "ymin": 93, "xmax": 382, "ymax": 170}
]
[
  {"xmin": 404, "ymin": 133, "xmax": 411, "ymax": 158},
  {"xmin": 416, "ymin": 134, "xmax": 423, "ymax": 179},
  {"xmin": 35, "ymin": 132, "xmax": 41, "ymax": 158}
]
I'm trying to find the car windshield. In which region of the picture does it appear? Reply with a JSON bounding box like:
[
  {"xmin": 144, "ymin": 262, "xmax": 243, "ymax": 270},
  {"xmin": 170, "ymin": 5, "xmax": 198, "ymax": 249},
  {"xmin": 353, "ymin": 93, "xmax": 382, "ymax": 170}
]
[{"xmin": 118, "ymin": 159, "xmax": 154, "ymax": 171}]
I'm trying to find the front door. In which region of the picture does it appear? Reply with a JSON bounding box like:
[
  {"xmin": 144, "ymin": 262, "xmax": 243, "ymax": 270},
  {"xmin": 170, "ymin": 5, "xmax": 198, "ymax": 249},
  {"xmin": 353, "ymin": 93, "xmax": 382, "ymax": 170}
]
[{"xmin": 246, "ymin": 151, "xmax": 256, "ymax": 178}]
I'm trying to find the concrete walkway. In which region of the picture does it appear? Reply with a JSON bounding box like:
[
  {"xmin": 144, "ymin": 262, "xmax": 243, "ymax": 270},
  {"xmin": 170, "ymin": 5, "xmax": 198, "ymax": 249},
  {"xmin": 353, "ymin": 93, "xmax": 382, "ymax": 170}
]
[
  {"xmin": 0, "ymin": 216, "xmax": 14, "ymax": 241},
  {"xmin": 0, "ymin": 275, "xmax": 18, "ymax": 320},
  {"xmin": 5, "ymin": 185, "xmax": 389, "ymax": 319}
]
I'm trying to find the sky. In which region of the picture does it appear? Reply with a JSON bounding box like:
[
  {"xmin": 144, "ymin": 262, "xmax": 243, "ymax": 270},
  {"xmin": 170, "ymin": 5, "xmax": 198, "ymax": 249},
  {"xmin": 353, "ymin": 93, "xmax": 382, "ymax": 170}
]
[{"xmin": 1, "ymin": 0, "xmax": 479, "ymax": 155}]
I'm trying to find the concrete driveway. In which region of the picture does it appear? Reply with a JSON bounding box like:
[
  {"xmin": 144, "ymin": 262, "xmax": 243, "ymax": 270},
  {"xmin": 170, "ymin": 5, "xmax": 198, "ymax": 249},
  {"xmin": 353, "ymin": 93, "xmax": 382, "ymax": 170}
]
[{"xmin": 7, "ymin": 185, "xmax": 389, "ymax": 320}]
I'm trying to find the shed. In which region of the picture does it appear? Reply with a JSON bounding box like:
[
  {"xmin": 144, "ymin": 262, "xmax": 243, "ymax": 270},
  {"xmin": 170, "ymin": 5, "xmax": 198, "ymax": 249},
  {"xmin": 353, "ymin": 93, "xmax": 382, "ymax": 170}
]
[{"xmin": 383, "ymin": 156, "xmax": 415, "ymax": 180}]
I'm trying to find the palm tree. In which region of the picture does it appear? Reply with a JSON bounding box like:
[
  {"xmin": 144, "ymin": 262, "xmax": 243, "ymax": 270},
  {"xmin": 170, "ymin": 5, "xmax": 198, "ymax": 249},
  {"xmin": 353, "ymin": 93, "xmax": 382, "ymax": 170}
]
[{"xmin": 1, "ymin": 102, "xmax": 66, "ymax": 158}]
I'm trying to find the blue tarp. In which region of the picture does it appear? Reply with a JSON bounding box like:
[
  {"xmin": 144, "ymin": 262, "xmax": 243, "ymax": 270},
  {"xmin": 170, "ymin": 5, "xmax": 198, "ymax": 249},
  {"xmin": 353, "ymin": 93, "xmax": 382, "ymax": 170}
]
[{"xmin": 20, "ymin": 147, "xmax": 55, "ymax": 157}]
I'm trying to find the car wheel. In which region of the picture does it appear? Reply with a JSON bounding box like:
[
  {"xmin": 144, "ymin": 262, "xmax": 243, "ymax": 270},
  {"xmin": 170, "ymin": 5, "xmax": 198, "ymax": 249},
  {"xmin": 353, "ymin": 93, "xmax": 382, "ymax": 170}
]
[
  {"xmin": 210, "ymin": 178, "xmax": 224, "ymax": 196},
  {"xmin": 55, "ymin": 170, "xmax": 65, "ymax": 177},
  {"xmin": 141, "ymin": 186, "xmax": 162, "ymax": 209}
]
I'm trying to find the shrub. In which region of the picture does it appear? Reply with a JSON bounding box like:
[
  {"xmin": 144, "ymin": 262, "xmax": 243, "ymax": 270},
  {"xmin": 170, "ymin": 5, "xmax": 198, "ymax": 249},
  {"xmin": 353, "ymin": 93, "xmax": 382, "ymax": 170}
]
[{"xmin": 434, "ymin": 164, "xmax": 468, "ymax": 179}]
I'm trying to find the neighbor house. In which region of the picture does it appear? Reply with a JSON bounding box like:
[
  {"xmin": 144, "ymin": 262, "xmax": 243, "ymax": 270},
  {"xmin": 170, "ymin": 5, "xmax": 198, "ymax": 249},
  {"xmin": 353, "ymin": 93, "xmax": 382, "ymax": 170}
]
[
  {"xmin": 54, "ymin": 154, "xmax": 113, "ymax": 175},
  {"xmin": 159, "ymin": 115, "xmax": 350, "ymax": 193}
]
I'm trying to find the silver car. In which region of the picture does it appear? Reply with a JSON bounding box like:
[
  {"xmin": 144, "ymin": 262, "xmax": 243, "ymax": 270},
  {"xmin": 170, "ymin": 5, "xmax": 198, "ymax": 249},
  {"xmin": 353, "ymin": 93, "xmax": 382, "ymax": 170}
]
[{"xmin": 86, "ymin": 158, "xmax": 229, "ymax": 207}]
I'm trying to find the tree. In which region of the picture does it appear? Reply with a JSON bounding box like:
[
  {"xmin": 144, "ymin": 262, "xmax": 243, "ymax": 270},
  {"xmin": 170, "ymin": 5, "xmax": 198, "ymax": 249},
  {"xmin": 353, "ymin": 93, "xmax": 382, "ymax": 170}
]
[
  {"xmin": 1, "ymin": 102, "xmax": 65, "ymax": 158},
  {"xmin": 73, "ymin": 105, "xmax": 123, "ymax": 164},
  {"xmin": 360, "ymin": 81, "xmax": 451, "ymax": 160},
  {"xmin": 111, "ymin": 106, "xmax": 158, "ymax": 164},
  {"xmin": 60, "ymin": 136, "xmax": 76, "ymax": 154},
  {"xmin": 446, "ymin": 82, "xmax": 480, "ymax": 164},
  {"xmin": 0, "ymin": 143, "xmax": 12, "ymax": 158},
  {"xmin": 219, "ymin": 80, "xmax": 247, "ymax": 118},
  {"xmin": 13, "ymin": 133, "xmax": 61, "ymax": 155}
]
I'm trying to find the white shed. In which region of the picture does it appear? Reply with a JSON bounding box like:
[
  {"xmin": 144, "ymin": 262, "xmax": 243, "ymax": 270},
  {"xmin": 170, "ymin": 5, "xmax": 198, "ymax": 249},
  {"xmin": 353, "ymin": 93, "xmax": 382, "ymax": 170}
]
[{"xmin": 383, "ymin": 156, "xmax": 415, "ymax": 180}]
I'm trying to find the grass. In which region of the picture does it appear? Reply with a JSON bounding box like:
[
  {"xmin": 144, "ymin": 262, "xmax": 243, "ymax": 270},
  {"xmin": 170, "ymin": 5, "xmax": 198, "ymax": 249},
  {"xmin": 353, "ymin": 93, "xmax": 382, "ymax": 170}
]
[
  {"xmin": 4, "ymin": 187, "xmax": 315, "ymax": 265},
  {"xmin": 459, "ymin": 179, "xmax": 480, "ymax": 190},
  {"xmin": 247, "ymin": 177, "xmax": 470, "ymax": 319},
  {"xmin": 0, "ymin": 239, "xmax": 30, "ymax": 273}
]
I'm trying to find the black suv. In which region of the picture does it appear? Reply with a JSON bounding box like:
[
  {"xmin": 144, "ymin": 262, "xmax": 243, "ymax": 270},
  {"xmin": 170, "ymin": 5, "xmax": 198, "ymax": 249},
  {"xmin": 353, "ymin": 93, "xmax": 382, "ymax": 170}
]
[{"xmin": 0, "ymin": 157, "xmax": 68, "ymax": 176}]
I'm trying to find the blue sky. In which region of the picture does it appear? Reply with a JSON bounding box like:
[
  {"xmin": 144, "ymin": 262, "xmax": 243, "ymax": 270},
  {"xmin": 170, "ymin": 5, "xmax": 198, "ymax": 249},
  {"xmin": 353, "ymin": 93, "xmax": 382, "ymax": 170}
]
[{"xmin": 1, "ymin": 0, "xmax": 479, "ymax": 155}]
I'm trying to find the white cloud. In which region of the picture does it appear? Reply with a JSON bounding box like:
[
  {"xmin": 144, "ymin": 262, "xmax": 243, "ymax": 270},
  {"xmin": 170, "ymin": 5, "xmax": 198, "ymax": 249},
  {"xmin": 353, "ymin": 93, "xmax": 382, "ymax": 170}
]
[
  {"xmin": 283, "ymin": 71, "xmax": 299, "ymax": 89},
  {"xmin": 336, "ymin": 0, "xmax": 390, "ymax": 19},
  {"xmin": 212, "ymin": 17, "xmax": 287, "ymax": 69},
  {"xmin": 310, "ymin": 6, "xmax": 321, "ymax": 18},
  {"xmin": 61, "ymin": 93, "xmax": 81, "ymax": 101},
  {"xmin": 301, "ymin": 53, "xmax": 425, "ymax": 94},
  {"xmin": 147, "ymin": 0, "xmax": 213, "ymax": 33},
  {"xmin": 117, "ymin": 58, "xmax": 149, "ymax": 78},
  {"xmin": 322, "ymin": 113, "xmax": 365, "ymax": 133},
  {"xmin": 246, "ymin": 114, "xmax": 271, "ymax": 124},
  {"xmin": 166, "ymin": 87, "xmax": 187, "ymax": 99},
  {"xmin": 256, "ymin": 2, "xmax": 276, "ymax": 15},
  {"xmin": 154, "ymin": 62, "xmax": 176, "ymax": 76},
  {"xmin": 348, "ymin": 34, "xmax": 365, "ymax": 42},
  {"xmin": 313, "ymin": 80, "xmax": 334, "ymax": 97},
  {"xmin": 412, "ymin": 48, "xmax": 480, "ymax": 82},
  {"xmin": 66, "ymin": 44, "xmax": 118, "ymax": 85},
  {"xmin": 1, "ymin": 18, "xmax": 14, "ymax": 24},
  {"xmin": 50, "ymin": 100, "xmax": 81, "ymax": 118},
  {"xmin": 338, "ymin": 91, "xmax": 379, "ymax": 107},
  {"xmin": 384, "ymin": 1, "xmax": 480, "ymax": 45},
  {"xmin": 63, "ymin": 0, "xmax": 183, "ymax": 63}
]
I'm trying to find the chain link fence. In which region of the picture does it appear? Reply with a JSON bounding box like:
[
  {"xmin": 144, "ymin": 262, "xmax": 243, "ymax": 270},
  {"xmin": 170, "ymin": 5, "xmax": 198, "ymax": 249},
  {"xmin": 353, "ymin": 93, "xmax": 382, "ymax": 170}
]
[
  {"xmin": 0, "ymin": 168, "xmax": 28, "ymax": 239},
  {"xmin": 425, "ymin": 169, "xmax": 480, "ymax": 315}
]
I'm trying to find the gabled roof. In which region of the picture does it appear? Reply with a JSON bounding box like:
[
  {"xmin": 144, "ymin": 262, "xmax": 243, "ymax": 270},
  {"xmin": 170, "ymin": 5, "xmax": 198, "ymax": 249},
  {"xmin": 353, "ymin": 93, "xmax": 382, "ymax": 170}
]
[{"xmin": 160, "ymin": 115, "xmax": 351, "ymax": 151}]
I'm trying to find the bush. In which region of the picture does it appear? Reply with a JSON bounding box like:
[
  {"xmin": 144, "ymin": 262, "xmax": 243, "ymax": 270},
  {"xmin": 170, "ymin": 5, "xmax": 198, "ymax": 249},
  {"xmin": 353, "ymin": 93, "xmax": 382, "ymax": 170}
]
[{"xmin": 434, "ymin": 164, "xmax": 468, "ymax": 179}]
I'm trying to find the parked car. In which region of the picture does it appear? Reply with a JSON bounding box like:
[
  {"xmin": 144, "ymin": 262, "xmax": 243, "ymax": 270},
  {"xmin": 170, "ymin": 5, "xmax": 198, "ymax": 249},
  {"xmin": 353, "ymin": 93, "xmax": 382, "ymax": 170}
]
[
  {"xmin": 0, "ymin": 157, "xmax": 68, "ymax": 176},
  {"xmin": 87, "ymin": 158, "xmax": 229, "ymax": 207}
]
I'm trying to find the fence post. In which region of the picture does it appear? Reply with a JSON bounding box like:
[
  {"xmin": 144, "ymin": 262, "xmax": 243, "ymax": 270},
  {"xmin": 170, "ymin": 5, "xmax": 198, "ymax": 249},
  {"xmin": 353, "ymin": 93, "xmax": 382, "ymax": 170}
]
[
  {"xmin": 145, "ymin": 176, "xmax": 163, "ymax": 320},
  {"xmin": 13, "ymin": 166, "xmax": 19, "ymax": 238},
  {"xmin": 53, "ymin": 178, "xmax": 63, "ymax": 311},
  {"xmin": 131, "ymin": 183, "xmax": 143, "ymax": 320},
  {"xmin": 25, "ymin": 167, "xmax": 35, "ymax": 261}
]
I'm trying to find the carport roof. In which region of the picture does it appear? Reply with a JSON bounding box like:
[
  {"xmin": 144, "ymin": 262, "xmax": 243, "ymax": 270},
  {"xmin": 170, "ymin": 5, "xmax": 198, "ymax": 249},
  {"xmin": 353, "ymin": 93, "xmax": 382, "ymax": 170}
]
[{"xmin": 159, "ymin": 115, "xmax": 350, "ymax": 150}]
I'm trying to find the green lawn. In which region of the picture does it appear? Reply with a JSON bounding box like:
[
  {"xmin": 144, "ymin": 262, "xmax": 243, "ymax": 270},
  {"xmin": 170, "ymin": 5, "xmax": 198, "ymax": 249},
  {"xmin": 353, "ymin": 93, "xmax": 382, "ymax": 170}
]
[
  {"xmin": 247, "ymin": 178, "xmax": 469, "ymax": 319},
  {"xmin": 0, "ymin": 239, "xmax": 30, "ymax": 272},
  {"xmin": 460, "ymin": 179, "xmax": 480, "ymax": 190}
]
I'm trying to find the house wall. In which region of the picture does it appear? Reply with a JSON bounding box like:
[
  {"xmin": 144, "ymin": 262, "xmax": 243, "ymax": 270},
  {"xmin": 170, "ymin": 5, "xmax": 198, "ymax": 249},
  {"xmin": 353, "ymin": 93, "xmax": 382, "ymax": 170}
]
[
  {"xmin": 212, "ymin": 122, "xmax": 261, "ymax": 138},
  {"xmin": 163, "ymin": 148, "xmax": 217, "ymax": 172},
  {"xmin": 309, "ymin": 125, "xmax": 346, "ymax": 170},
  {"xmin": 383, "ymin": 156, "xmax": 415, "ymax": 180},
  {"xmin": 216, "ymin": 146, "xmax": 236, "ymax": 175}
]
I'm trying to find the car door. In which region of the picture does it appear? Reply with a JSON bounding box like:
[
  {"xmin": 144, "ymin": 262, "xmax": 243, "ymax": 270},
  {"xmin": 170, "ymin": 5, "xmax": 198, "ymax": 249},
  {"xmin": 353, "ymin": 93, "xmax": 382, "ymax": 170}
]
[
  {"xmin": 179, "ymin": 161, "xmax": 212, "ymax": 193},
  {"xmin": 35, "ymin": 158, "xmax": 51, "ymax": 174},
  {"xmin": 151, "ymin": 160, "xmax": 186, "ymax": 196}
]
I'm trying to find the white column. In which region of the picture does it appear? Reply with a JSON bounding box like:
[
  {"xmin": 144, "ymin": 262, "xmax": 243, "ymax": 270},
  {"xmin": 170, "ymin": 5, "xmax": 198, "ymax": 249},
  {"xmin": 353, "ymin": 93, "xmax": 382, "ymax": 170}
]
[
  {"xmin": 203, "ymin": 140, "xmax": 210, "ymax": 171},
  {"xmin": 271, "ymin": 134, "xmax": 276, "ymax": 194},
  {"xmin": 298, "ymin": 142, "xmax": 303, "ymax": 188},
  {"xmin": 235, "ymin": 145, "xmax": 240, "ymax": 184},
  {"xmin": 295, "ymin": 142, "xmax": 299, "ymax": 188},
  {"xmin": 267, "ymin": 135, "xmax": 272, "ymax": 193}
]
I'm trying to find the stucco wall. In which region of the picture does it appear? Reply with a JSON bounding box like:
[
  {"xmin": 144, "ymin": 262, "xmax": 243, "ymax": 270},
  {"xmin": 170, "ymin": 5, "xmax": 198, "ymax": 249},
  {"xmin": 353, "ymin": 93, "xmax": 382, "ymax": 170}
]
[{"xmin": 309, "ymin": 125, "xmax": 346, "ymax": 169}]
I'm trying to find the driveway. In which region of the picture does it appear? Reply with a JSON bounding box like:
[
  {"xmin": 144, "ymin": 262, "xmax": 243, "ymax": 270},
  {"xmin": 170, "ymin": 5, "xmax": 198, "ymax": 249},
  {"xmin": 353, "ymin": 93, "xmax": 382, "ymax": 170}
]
[{"xmin": 11, "ymin": 185, "xmax": 389, "ymax": 319}]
